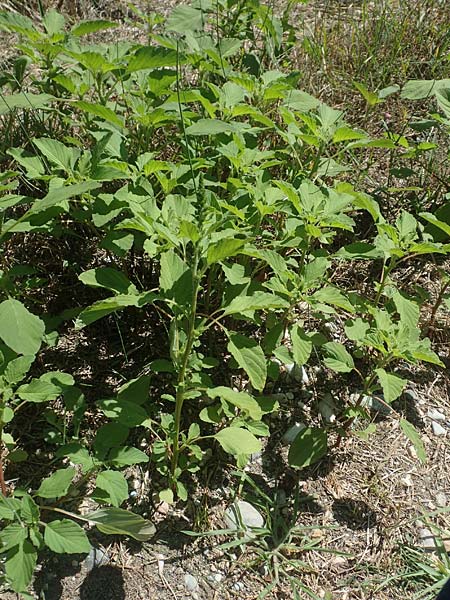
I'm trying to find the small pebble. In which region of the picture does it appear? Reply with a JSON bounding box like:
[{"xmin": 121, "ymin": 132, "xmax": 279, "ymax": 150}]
[
  {"xmin": 418, "ymin": 527, "xmax": 436, "ymax": 551},
  {"xmin": 401, "ymin": 474, "xmax": 413, "ymax": 487},
  {"xmin": 432, "ymin": 421, "xmax": 447, "ymax": 436},
  {"xmin": 428, "ymin": 408, "xmax": 446, "ymax": 421},
  {"xmin": 436, "ymin": 492, "xmax": 447, "ymax": 507},
  {"xmin": 184, "ymin": 573, "xmax": 199, "ymax": 592}
]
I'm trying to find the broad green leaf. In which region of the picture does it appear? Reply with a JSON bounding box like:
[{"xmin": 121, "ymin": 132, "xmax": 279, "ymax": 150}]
[
  {"xmin": 159, "ymin": 250, "xmax": 192, "ymax": 306},
  {"xmin": 311, "ymin": 287, "xmax": 355, "ymax": 312},
  {"xmin": 392, "ymin": 290, "xmax": 419, "ymax": 330},
  {"xmin": 222, "ymin": 292, "xmax": 288, "ymax": 317},
  {"xmin": 186, "ymin": 119, "xmax": 239, "ymax": 135},
  {"xmin": 207, "ymin": 238, "xmax": 246, "ymax": 265},
  {"xmin": 108, "ymin": 446, "xmax": 149, "ymax": 467},
  {"xmin": 5, "ymin": 540, "xmax": 36, "ymax": 592},
  {"xmin": 94, "ymin": 423, "xmax": 130, "ymax": 453},
  {"xmin": 399, "ymin": 419, "xmax": 427, "ymax": 464},
  {"xmin": 86, "ymin": 507, "xmax": 155, "ymax": 541},
  {"xmin": 0, "ymin": 93, "xmax": 54, "ymax": 115},
  {"xmin": 215, "ymin": 427, "xmax": 261, "ymax": 456},
  {"xmin": 207, "ymin": 386, "xmax": 262, "ymax": 420},
  {"xmin": 227, "ymin": 334, "xmax": 267, "ymax": 391},
  {"xmin": 344, "ymin": 318, "xmax": 369, "ymax": 342},
  {"xmin": 401, "ymin": 78, "xmax": 450, "ymax": 100},
  {"xmin": 33, "ymin": 138, "xmax": 79, "ymax": 172},
  {"xmin": 420, "ymin": 212, "xmax": 450, "ymax": 238},
  {"xmin": 73, "ymin": 101, "xmax": 124, "ymax": 128},
  {"xmin": 71, "ymin": 20, "xmax": 118, "ymax": 36},
  {"xmin": 42, "ymin": 9, "xmax": 64, "ymax": 35},
  {"xmin": 375, "ymin": 368, "xmax": 406, "ymax": 403},
  {"xmin": 79, "ymin": 268, "xmax": 138, "ymax": 295},
  {"xmin": 290, "ymin": 325, "xmax": 312, "ymax": 366},
  {"xmin": 56, "ymin": 443, "xmax": 96, "ymax": 474},
  {"xmin": 75, "ymin": 292, "xmax": 156, "ymax": 328},
  {"xmin": 0, "ymin": 299, "xmax": 45, "ymax": 355},
  {"xmin": 36, "ymin": 467, "xmax": 75, "ymax": 499},
  {"xmin": 117, "ymin": 375, "xmax": 151, "ymax": 404},
  {"xmin": 30, "ymin": 181, "xmax": 102, "ymax": 213},
  {"xmin": 4, "ymin": 355, "xmax": 34, "ymax": 384},
  {"xmin": 20, "ymin": 495, "xmax": 39, "ymax": 524},
  {"xmin": 288, "ymin": 427, "xmax": 328, "ymax": 469},
  {"xmin": 0, "ymin": 523, "xmax": 27, "ymax": 551},
  {"xmin": 44, "ymin": 520, "xmax": 90, "ymax": 554},
  {"xmin": 323, "ymin": 342, "xmax": 354, "ymax": 373},
  {"xmin": 97, "ymin": 399, "xmax": 148, "ymax": 427},
  {"xmin": 95, "ymin": 471, "xmax": 128, "ymax": 507},
  {"xmin": 127, "ymin": 47, "xmax": 179, "ymax": 72},
  {"xmin": 17, "ymin": 378, "xmax": 62, "ymax": 402},
  {"xmin": 166, "ymin": 5, "xmax": 203, "ymax": 32}
]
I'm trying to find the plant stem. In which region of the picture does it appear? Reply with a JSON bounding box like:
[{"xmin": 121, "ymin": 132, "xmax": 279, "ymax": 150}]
[{"xmin": 170, "ymin": 254, "xmax": 201, "ymax": 487}]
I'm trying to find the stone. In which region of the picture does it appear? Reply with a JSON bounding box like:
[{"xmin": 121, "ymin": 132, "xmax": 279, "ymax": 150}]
[
  {"xmin": 224, "ymin": 500, "xmax": 264, "ymax": 531},
  {"xmin": 83, "ymin": 547, "xmax": 109, "ymax": 572},
  {"xmin": 401, "ymin": 474, "xmax": 413, "ymax": 488},
  {"xmin": 428, "ymin": 408, "xmax": 446, "ymax": 421},
  {"xmin": 432, "ymin": 421, "xmax": 447, "ymax": 436},
  {"xmin": 418, "ymin": 527, "xmax": 436, "ymax": 551},
  {"xmin": 184, "ymin": 573, "xmax": 199, "ymax": 592},
  {"xmin": 435, "ymin": 492, "xmax": 447, "ymax": 507},
  {"xmin": 362, "ymin": 394, "xmax": 392, "ymax": 416}
]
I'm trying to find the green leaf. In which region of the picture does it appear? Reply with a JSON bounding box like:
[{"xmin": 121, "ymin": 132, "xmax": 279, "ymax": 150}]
[
  {"xmin": 20, "ymin": 495, "xmax": 39, "ymax": 524},
  {"xmin": 4, "ymin": 355, "xmax": 34, "ymax": 384},
  {"xmin": 290, "ymin": 325, "xmax": 312, "ymax": 366},
  {"xmin": 36, "ymin": 467, "xmax": 75, "ymax": 499},
  {"xmin": 215, "ymin": 427, "xmax": 261, "ymax": 457},
  {"xmin": 166, "ymin": 5, "xmax": 204, "ymax": 32},
  {"xmin": 159, "ymin": 250, "xmax": 192, "ymax": 306},
  {"xmin": 94, "ymin": 471, "xmax": 128, "ymax": 507},
  {"xmin": 33, "ymin": 137, "xmax": 78, "ymax": 172},
  {"xmin": 207, "ymin": 238, "xmax": 246, "ymax": 265},
  {"xmin": 399, "ymin": 419, "xmax": 427, "ymax": 464},
  {"xmin": 98, "ymin": 399, "xmax": 148, "ymax": 427},
  {"xmin": 94, "ymin": 423, "xmax": 129, "ymax": 453},
  {"xmin": 73, "ymin": 101, "xmax": 124, "ymax": 128},
  {"xmin": 375, "ymin": 368, "xmax": 406, "ymax": 403},
  {"xmin": 79, "ymin": 268, "xmax": 138, "ymax": 295},
  {"xmin": 206, "ymin": 386, "xmax": 262, "ymax": 420},
  {"xmin": 353, "ymin": 81, "xmax": 382, "ymax": 106},
  {"xmin": 30, "ymin": 181, "xmax": 102, "ymax": 213},
  {"xmin": 323, "ymin": 342, "xmax": 354, "ymax": 373},
  {"xmin": 392, "ymin": 290, "xmax": 420, "ymax": 329},
  {"xmin": 0, "ymin": 93, "xmax": 54, "ymax": 115},
  {"xmin": 0, "ymin": 299, "xmax": 45, "ymax": 355},
  {"xmin": 71, "ymin": 20, "xmax": 118, "ymax": 36},
  {"xmin": 44, "ymin": 520, "xmax": 90, "ymax": 554},
  {"xmin": 0, "ymin": 523, "xmax": 28, "ymax": 551},
  {"xmin": 127, "ymin": 46, "xmax": 179, "ymax": 72},
  {"xmin": 108, "ymin": 446, "xmax": 149, "ymax": 467},
  {"xmin": 117, "ymin": 375, "xmax": 151, "ymax": 404},
  {"xmin": 288, "ymin": 427, "xmax": 328, "ymax": 469},
  {"xmin": 222, "ymin": 292, "xmax": 289, "ymax": 317},
  {"xmin": 401, "ymin": 78, "xmax": 450, "ymax": 100},
  {"xmin": 5, "ymin": 540, "xmax": 36, "ymax": 592},
  {"xmin": 186, "ymin": 119, "xmax": 239, "ymax": 135},
  {"xmin": 311, "ymin": 287, "xmax": 355, "ymax": 312},
  {"xmin": 75, "ymin": 292, "xmax": 156, "ymax": 328},
  {"xmin": 420, "ymin": 212, "xmax": 450, "ymax": 238},
  {"xmin": 17, "ymin": 377, "xmax": 62, "ymax": 402},
  {"xmin": 227, "ymin": 334, "xmax": 267, "ymax": 391},
  {"xmin": 86, "ymin": 507, "xmax": 155, "ymax": 541}
]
